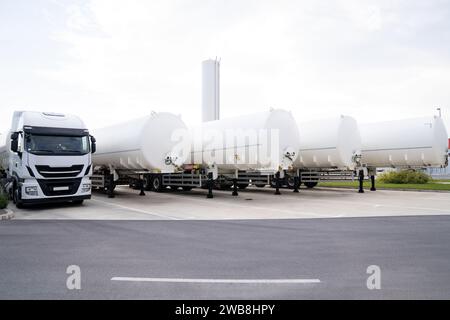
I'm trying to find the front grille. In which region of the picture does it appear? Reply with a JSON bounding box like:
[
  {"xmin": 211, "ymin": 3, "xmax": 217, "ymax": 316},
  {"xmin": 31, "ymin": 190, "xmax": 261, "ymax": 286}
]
[
  {"xmin": 37, "ymin": 178, "xmax": 82, "ymax": 196},
  {"xmin": 35, "ymin": 165, "xmax": 84, "ymax": 178}
]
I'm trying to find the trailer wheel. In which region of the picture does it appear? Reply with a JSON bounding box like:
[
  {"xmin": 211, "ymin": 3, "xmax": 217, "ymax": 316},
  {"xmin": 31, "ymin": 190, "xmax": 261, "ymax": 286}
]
[
  {"xmin": 304, "ymin": 182, "xmax": 318, "ymax": 188},
  {"xmin": 143, "ymin": 176, "xmax": 152, "ymax": 191},
  {"xmin": 286, "ymin": 176, "xmax": 295, "ymax": 189},
  {"xmin": 152, "ymin": 175, "xmax": 163, "ymax": 192},
  {"xmin": 238, "ymin": 184, "xmax": 248, "ymax": 190},
  {"xmin": 270, "ymin": 178, "xmax": 277, "ymax": 188},
  {"xmin": 219, "ymin": 183, "xmax": 232, "ymax": 190}
]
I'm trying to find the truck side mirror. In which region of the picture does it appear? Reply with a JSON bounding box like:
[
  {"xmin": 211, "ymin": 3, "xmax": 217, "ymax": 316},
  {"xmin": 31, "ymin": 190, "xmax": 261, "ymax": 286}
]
[
  {"xmin": 10, "ymin": 132, "xmax": 19, "ymax": 153},
  {"xmin": 90, "ymin": 135, "xmax": 96, "ymax": 154}
]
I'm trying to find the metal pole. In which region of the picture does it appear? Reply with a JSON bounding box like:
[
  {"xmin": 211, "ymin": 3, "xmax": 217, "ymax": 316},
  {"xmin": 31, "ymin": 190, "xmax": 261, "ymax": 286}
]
[{"xmin": 207, "ymin": 172, "xmax": 213, "ymax": 198}]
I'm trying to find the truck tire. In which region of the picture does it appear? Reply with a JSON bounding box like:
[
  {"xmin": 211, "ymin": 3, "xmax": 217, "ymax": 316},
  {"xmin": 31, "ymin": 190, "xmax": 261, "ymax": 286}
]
[
  {"xmin": 182, "ymin": 186, "xmax": 193, "ymax": 191},
  {"xmin": 304, "ymin": 182, "xmax": 318, "ymax": 188},
  {"xmin": 152, "ymin": 175, "xmax": 163, "ymax": 192},
  {"xmin": 255, "ymin": 184, "xmax": 266, "ymax": 188},
  {"xmin": 238, "ymin": 184, "xmax": 248, "ymax": 190},
  {"xmin": 14, "ymin": 185, "xmax": 23, "ymax": 209}
]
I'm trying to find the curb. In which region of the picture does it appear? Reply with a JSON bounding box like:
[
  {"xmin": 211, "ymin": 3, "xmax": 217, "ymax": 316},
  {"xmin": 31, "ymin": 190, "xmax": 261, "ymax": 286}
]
[{"xmin": 0, "ymin": 208, "xmax": 14, "ymax": 220}]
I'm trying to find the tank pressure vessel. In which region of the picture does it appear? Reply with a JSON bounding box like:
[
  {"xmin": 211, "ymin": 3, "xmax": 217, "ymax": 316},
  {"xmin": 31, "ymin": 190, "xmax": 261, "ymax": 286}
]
[
  {"xmin": 360, "ymin": 116, "xmax": 449, "ymax": 168},
  {"xmin": 294, "ymin": 115, "xmax": 362, "ymax": 170},
  {"xmin": 92, "ymin": 112, "xmax": 188, "ymax": 173},
  {"xmin": 187, "ymin": 109, "xmax": 301, "ymax": 173}
]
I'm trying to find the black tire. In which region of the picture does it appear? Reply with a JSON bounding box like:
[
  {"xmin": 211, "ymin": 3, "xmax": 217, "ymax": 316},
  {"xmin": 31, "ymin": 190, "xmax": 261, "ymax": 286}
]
[
  {"xmin": 219, "ymin": 184, "xmax": 232, "ymax": 190},
  {"xmin": 182, "ymin": 186, "xmax": 193, "ymax": 191},
  {"xmin": 238, "ymin": 184, "xmax": 248, "ymax": 190},
  {"xmin": 255, "ymin": 184, "xmax": 266, "ymax": 188},
  {"xmin": 72, "ymin": 200, "xmax": 84, "ymax": 205},
  {"xmin": 143, "ymin": 176, "xmax": 152, "ymax": 191},
  {"xmin": 304, "ymin": 182, "xmax": 318, "ymax": 188},
  {"xmin": 286, "ymin": 176, "xmax": 295, "ymax": 189},
  {"xmin": 14, "ymin": 185, "xmax": 23, "ymax": 209},
  {"xmin": 269, "ymin": 177, "xmax": 277, "ymax": 188},
  {"xmin": 152, "ymin": 176, "xmax": 163, "ymax": 192}
]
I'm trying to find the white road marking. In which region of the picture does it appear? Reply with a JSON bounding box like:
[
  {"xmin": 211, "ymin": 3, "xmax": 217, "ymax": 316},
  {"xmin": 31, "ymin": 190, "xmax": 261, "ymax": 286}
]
[
  {"xmin": 91, "ymin": 198, "xmax": 180, "ymax": 220},
  {"xmin": 111, "ymin": 277, "xmax": 321, "ymax": 284}
]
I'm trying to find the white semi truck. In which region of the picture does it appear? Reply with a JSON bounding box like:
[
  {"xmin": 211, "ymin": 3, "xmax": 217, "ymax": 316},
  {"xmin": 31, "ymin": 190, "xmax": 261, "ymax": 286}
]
[{"xmin": 0, "ymin": 111, "xmax": 96, "ymax": 208}]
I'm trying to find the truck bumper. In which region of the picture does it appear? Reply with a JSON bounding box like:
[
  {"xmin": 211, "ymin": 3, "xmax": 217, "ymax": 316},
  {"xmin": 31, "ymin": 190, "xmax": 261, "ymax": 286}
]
[{"xmin": 20, "ymin": 195, "xmax": 91, "ymax": 205}]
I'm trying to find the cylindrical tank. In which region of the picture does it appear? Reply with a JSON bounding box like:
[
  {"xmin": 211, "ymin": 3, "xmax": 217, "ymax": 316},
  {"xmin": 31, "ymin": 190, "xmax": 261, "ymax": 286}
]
[
  {"xmin": 202, "ymin": 59, "xmax": 220, "ymax": 122},
  {"xmin": 187, "ymin": 109, "xmax": 301, "ymax": 173},
  {"xmin": 294, "ymin": 115, "xmax": 362, "ymax": 170},
  {"xmin": 92, "ymin": 112, "xmax": 188, "ymax": 173},
  {"xmin": 360, "ymin": 116, "xmax": 449, "ymax": 168}
]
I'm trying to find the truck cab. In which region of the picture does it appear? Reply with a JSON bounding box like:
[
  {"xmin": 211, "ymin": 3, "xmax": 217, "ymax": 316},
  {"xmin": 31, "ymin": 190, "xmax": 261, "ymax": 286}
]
[{"xmin": 0, "ymin": 111, "xmax": 96, "ymax": 208}]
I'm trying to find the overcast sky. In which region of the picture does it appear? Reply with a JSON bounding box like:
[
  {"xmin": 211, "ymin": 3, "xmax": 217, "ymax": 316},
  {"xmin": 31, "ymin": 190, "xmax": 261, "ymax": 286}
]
[{"xmin": 1, "ymin": 0, "xmax": 450, "ymax": 132}]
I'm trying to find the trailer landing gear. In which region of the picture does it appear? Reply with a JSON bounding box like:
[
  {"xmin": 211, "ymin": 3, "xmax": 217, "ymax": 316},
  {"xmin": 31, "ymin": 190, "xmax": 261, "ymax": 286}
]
[
  {"xmin": 370, "ymin": 175, "xmax": 376, "ymax": 191},
  {"xmin": 358, "ymin": 170, "xmax": 364, "ymax": 193},
  {"xmin": 108, "ymin": 174, "xmax": 115, "ymax": 198},
  {"xmin": 274, "ymin": 172, "xmax": 281, "ymax": 195},
  {"xmin": 139, "ymin": 177, "xmax": 145, "ymax": 196},
  {"xmin": 293, "ymin": 176, "xmax": 300, "ymax": 193},
  {"xmin": 232, "ymin": 179, "xmax": 238, "ymax": 196},
  {"xmin": 206, "ymin": 172, "xmax": 214, "ymax": 199}
]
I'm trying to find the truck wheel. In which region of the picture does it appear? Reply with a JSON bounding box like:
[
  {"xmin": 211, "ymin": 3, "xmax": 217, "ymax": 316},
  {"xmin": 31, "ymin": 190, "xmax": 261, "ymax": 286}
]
[
  {"xmin": 238, "ymin": 184, "xmax": 248, "ymax": 190},
  {"xmin": 182, "ymin": 186, "xmax": 193, "ymax": 191},
  {"xmin": 14, "ymin": 186, "xmax": 23, "ymax": 209},
  {"xmin": 152, "ymin": 176, "xmax": 163, "ymax": 192},
  {"xmin": 255, "ymin": 184, "xmax": 266, "ymax": 188},
  {"xmin": 304, "ymin": 182, "xmax": 318, "ymax": 188}
]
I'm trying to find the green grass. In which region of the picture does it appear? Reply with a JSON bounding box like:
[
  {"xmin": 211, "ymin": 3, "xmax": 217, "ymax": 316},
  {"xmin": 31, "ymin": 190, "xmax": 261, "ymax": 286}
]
[
  {"xmin": 0, "ymin": 192, "xmax": 8, "ymax": 209},
  {"xmin": 318, "ymin": 181, "xmax": 450, "ymax": 191}
]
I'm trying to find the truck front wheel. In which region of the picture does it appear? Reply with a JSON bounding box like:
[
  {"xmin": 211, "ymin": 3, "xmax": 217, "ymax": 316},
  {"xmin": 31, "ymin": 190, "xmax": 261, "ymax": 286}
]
[{"xmin": 14, "ymin": 185, "xmax": 23, "ymax": 209}]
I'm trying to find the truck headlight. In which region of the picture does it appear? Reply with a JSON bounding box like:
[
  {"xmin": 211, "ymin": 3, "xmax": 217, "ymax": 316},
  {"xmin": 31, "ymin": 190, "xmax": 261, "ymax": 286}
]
[
  {"xmin": 25, "ymin": 186, "xmax": 38, "ymax": 196},
  {"xmin": 81, "ymin": 183, "xmax": 91, "ymax": 192}
]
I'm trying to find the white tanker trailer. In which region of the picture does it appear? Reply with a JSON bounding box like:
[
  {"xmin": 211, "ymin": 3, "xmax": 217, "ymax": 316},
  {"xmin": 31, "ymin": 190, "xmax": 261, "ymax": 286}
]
[
  {"xmin": 90, "ymin": 112, "xmax": 190, "ymax": 197},
  {"xmin": 354, "ymin": 116, "xmax": 449, "ymax": 192},
  {"xmin": 360, "ymin": 116, "xmax": 448, "ymax": 169},
  {"xmin": 184, "ymin": 109, "xmax": 301, "ymax": 195},
  {"xmin": 285, "ymin": 115, "xmax": 363, "ymax": 190},
  {"xmin": 90, "ymin": 109, "xmax": 301, "ymax": 198}
]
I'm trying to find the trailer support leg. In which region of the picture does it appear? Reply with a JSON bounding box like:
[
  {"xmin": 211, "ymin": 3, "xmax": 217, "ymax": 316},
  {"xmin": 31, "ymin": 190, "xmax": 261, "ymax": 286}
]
[
  {"xmin": 107, "ymin": 174, "xmax": 115, "ymax": 198},
  {"xmin": 275, "ymin": 172, "xmax": 281, "ymax": 195},
  {"xmin": 139, "ymin": 177, "xmax": 146, "ymax": 196},
  {"xmin": 293, "ymin": 176, "xmax": 299, "ymax": 193},
  {"xmin": 206, "ymin": 172, "xmax": 214, "ymax": 199},
  {"xmin": 232, "ymin": 179, "xmax": 238, "ymax": 196},
  {"xmin": 370, "ymin": 175, "xmax": 376, "ymax": 191},
  {"xmin": 358, "ymin": 170, "xmax": 364, "ymax": 194}
]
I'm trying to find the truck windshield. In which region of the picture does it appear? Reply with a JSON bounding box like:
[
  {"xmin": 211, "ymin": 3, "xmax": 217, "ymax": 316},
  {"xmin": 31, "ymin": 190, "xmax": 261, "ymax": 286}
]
[{"xmin": 26, "ymin": 135, "xmax": 90, "ymax": 155}]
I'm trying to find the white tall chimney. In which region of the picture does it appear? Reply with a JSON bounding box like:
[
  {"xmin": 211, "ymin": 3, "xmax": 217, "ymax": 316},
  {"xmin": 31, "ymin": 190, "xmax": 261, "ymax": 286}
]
[{"xmin": 202, "ymin": 58, "xmax": 220, "ymax": 122}]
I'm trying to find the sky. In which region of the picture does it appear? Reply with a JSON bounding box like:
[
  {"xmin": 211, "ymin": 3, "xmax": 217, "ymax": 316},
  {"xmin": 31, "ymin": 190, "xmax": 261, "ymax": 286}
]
[{"xmin": 1, "ymin": 0, "xmax": 450, "ymax": 132}]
